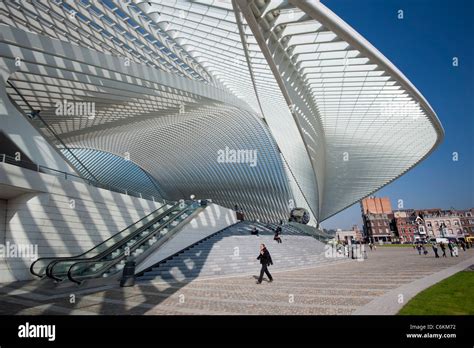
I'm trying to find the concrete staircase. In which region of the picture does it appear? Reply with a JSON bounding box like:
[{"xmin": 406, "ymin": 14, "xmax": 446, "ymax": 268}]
[{"xmin": 138, "ymin": 222, "xmax": 335, "ymax": 283}]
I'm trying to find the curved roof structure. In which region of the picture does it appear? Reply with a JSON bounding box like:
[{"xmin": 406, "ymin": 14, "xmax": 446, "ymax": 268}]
[
  {"xmin": 61, "ymin": 147, "xmax": 166, "ymax": 200},
  {"xmin": 0, "ymin": 0, "xmax": 443, "ymax": 225}
]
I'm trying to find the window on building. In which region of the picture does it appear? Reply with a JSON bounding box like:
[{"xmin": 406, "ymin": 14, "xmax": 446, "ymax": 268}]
[{"xmin": 427, "ymin": 222, "xmax": 432, "ymax": 227}]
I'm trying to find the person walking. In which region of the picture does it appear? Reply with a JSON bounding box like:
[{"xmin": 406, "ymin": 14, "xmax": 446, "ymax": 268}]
[
  {"xmin": 453, "ymin": 243, "xmax": 459, "ymax": 257},
  {"xmin": 431, "ymin": 242, "xmax": 439, "ymax": 258},
  {"xmin": 440, "ymin": 242, "xmax": 447, "ymax": 257},
  {"xmin": 256, "ymin": 244, "xmax": 273, "ymax": 284},
  {"xmin": 448, "ymin": 242, "xmax": 454, "ymax": 257},
  {"xmin": 416, "ymin": 243, "xmax": 422, "ymax": 255},
  {"xmin": 460, "ymin": 240, "xmax": 466, "ymax": 251}
]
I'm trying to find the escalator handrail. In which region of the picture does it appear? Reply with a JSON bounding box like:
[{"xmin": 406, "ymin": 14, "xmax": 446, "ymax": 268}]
[
  {"xmin": 30, "ymin": 201, "xmax": 172, "ymax": 278},
  {"xmin": 45, "ymin": 203, "xmax": 182, "ymax": 281},
  {"xmin": 37, "ymin": 201, "xmax": 173, "ymax": 279},
  {"xmin": 66, "ymin": 205, "xmax": 193, "ymax": 284},
  {"xmin": 66, "ymin": 204, "xmax": 197, "ymax": 284}
]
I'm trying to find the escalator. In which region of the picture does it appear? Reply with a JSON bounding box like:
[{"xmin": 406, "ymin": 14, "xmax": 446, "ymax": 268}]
[{"xmin": 30, "ymin": 200, "xmax": 201, "ymax": 284}]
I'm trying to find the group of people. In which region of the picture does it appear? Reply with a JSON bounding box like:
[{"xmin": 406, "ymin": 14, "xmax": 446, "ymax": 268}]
[
  {"xmin": 250, "ymin": 222, "xmax": 283, "ymax": 244},
  {"xmin": 414, "ymin": 240, "xmax": 469, "ymax": 258}
]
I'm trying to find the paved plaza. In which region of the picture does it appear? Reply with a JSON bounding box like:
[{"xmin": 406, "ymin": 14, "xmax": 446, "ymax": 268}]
[{"xmin": 0, "ymin": 247, "xmax": 472, "ymax": 315}]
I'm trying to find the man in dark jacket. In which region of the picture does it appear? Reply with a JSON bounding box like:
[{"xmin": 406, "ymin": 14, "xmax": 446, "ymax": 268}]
[
  {"xmin": 440, "ymin": 242, "xmax": 447, "ymax": 257},
  {"xmin": 256, "ymin": 244, "xmax": 273, "ymax": 284}
]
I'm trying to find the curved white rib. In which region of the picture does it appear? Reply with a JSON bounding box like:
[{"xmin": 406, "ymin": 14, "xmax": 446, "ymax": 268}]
[{"xmin": 0, "ymin": 0, "xmax": 444, "ymax": 226}]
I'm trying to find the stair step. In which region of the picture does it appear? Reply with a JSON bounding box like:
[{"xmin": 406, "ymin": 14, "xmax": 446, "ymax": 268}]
[{"xmin": 137, "ymin": 222, "xmax": 332, "ymax": 282}]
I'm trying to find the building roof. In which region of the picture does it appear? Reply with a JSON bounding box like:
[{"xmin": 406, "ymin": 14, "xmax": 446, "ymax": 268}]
[{"xmin": 0, "ymin": 0, "xmax": 443, "ymax": 224}]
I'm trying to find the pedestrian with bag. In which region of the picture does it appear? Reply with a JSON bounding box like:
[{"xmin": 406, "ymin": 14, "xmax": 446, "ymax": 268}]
[{"xmin": 256, "ymin": 244, "xmax": 273, "ymax": 284}]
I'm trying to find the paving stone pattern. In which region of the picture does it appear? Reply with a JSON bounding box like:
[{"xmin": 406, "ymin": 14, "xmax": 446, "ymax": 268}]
[{"xmin": 0, "ymin": 226, "xmax": 472, "ymax": 315}]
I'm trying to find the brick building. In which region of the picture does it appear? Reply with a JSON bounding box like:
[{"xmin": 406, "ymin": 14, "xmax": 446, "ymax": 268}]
[
  {"xmin": 361, "ymin": 196, "xmax": 473, "ymax": 242},
  {"xmin": 393, "ymin": 209, "xmax": 417, "ymax": 243},
  {"xmin": 361, "ymin": 197, "xmax": 394, "ymax": 242},
  {"xmin": 361, "ymin": 196, "xmax": 392, "ymax": 215},
  {"xmin": 416, "ymin": 209, "xmax": 463, "ymax": 239},
  {"xmin": 457, "ymin": 209, "xmax": 474, "ymax": 236}
]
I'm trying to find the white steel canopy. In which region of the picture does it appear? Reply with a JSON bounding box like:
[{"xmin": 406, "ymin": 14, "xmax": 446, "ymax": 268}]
[{"xmin": 0, "ymin": 0, "xmax": 443, "ymax": 225}]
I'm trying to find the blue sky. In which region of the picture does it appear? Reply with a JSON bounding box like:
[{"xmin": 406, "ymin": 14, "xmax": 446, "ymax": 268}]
[{"xmin": 320, "ymin": 0, "xmax": 474, "ymax": 230}]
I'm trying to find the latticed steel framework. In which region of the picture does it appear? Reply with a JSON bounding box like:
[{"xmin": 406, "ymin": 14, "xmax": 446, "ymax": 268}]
[{"xmin": 0, "ymin": 0, "xmax": 443, "ymax": 225}]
